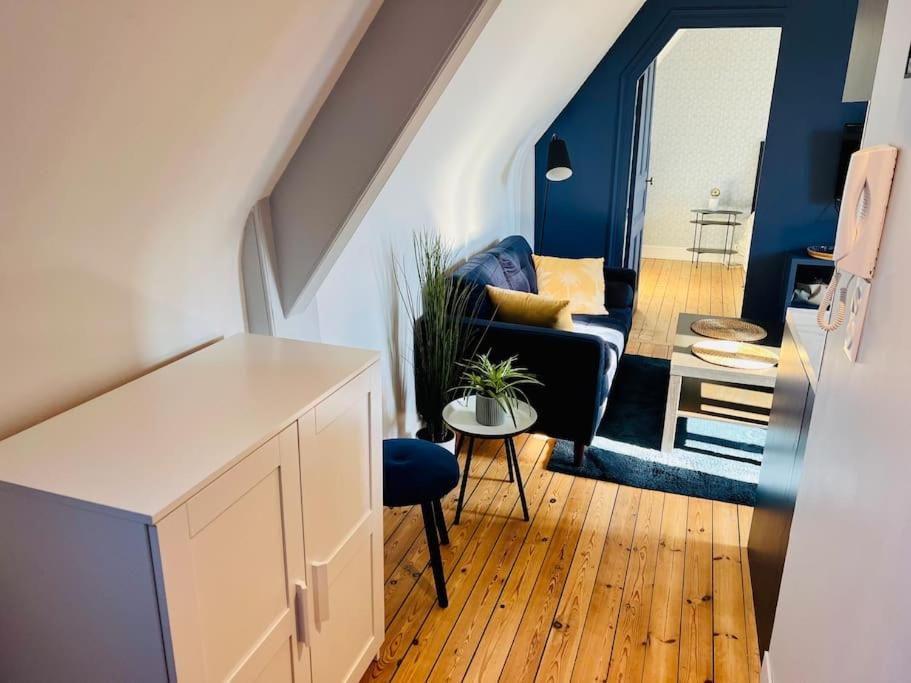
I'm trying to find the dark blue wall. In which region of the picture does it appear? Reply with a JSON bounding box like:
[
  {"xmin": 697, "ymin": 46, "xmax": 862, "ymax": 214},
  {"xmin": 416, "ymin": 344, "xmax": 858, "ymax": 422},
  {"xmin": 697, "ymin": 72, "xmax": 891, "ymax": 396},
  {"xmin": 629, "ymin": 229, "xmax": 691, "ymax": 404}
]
[{"xmin": 535, "ymin": 0, "xmax": 866, "ymax": 321}]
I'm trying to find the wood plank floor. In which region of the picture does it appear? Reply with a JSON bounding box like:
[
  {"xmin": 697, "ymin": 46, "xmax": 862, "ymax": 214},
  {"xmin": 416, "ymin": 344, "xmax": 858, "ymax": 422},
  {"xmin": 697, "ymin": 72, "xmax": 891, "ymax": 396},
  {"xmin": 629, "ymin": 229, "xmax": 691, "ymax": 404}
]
[
  {"xmin": 366, "ymin": 258, "xmax": 758, "ymax": 682},
  {"xmin": 628, "ymin": 258, "xmax": 745, "ymax": 361}
]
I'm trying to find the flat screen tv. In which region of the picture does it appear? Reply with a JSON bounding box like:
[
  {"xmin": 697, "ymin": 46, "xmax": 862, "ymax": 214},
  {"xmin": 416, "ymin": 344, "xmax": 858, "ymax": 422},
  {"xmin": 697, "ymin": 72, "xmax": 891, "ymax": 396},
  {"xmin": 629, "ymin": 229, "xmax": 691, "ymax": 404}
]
[{"xmin": 835, "ymin": 123, "xmax": 864, "ymax": 205}]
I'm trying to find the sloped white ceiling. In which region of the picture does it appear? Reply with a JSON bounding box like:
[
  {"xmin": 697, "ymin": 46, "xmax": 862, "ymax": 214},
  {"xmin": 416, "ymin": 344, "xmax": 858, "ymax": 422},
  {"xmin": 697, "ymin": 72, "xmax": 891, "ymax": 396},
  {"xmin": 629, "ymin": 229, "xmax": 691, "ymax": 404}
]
[
  {"xmin": 0, "ymin": 0, "xmax": 380, "ymax": 438},
  {"xmin": 269, "ymin": 0, "xmax": 646, "ymax": 316}
]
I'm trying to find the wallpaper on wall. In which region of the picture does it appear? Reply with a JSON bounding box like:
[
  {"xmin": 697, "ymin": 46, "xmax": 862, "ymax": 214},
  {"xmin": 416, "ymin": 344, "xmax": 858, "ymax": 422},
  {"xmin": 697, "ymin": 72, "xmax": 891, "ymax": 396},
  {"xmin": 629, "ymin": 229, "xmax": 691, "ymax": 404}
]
[{"xmin": 643, "ymin": 27, "xmax": 781, "ymax": 260}]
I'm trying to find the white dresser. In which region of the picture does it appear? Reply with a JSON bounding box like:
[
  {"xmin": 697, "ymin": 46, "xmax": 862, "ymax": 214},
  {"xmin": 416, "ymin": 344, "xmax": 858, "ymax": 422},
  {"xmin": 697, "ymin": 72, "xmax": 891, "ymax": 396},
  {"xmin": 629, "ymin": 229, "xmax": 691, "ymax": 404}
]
[{"xmin": 0, "ymin": 334, "xmax": 383, "ymax": 682}]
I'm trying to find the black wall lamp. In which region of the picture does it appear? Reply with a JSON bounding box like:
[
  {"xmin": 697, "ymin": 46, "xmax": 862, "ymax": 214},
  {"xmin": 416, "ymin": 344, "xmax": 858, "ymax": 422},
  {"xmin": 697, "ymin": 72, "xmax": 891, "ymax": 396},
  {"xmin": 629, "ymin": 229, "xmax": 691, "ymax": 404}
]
[{"xmin": 540, "ymin": 134, "xmax": 573, "ymax": 254}]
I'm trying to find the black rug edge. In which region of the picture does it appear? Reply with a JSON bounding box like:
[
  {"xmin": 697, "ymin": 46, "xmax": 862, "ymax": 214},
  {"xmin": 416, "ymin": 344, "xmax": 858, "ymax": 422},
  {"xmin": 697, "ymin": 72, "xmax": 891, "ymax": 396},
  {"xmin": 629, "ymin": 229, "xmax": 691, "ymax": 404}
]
[{"xmin": 545, "ymin": 439, "xmax": 757, "ymax": 507}]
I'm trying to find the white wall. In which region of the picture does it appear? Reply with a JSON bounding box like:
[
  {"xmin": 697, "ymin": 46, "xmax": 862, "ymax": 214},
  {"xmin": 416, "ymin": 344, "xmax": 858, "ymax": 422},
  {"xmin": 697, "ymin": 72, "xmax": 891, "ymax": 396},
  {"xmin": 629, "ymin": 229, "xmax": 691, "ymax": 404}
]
[
  {"xmin": 765, "ymin": 3, "xmax": 911, "ymax": 681},
  {"xmin": 643, "ymin": 28, "xmax": 781, "ymax": 263},
  {"xmin": 262, "ymin": 0, "xmax": 645, "ymax": 436},
  {"xmin": 0, "ymin": 0, "xmax": 379, "ymax": 439}
]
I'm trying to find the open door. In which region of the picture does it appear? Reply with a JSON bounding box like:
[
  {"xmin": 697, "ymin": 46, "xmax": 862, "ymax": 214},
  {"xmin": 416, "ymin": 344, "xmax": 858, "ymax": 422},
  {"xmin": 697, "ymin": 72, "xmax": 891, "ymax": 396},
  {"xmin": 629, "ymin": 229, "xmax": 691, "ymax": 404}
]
[{"xmin": 625, "ymin": 61, "xmax": 656, "ymax": 279}]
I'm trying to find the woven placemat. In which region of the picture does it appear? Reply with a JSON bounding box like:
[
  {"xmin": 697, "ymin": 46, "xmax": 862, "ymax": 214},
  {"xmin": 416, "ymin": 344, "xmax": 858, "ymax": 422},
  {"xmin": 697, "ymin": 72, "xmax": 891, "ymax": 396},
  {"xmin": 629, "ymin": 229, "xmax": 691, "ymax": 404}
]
[
  {"xmin": 691, "ymin": 317, "xmax": 767, "ymax": 342},
  {"xmin": 691, "ymin": 340, "xmax": 779, "ymax": 370}
]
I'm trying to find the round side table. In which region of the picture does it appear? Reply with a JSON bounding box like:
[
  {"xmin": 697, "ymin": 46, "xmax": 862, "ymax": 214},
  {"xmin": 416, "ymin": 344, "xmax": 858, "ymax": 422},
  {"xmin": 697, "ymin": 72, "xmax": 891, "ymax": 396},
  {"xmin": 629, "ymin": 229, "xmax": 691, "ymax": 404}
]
[{"xmin": 442, "ymin": 396, "xmax": 537, "ymax": 524}]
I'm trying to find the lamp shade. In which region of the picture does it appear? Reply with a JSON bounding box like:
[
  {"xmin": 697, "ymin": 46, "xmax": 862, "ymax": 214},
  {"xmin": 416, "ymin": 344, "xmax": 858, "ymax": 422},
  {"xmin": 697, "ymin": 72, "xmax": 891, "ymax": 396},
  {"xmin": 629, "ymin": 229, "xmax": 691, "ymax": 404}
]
[{"xmin": 545, "ymin": 135, "xmax": 573, "ymax": 181}]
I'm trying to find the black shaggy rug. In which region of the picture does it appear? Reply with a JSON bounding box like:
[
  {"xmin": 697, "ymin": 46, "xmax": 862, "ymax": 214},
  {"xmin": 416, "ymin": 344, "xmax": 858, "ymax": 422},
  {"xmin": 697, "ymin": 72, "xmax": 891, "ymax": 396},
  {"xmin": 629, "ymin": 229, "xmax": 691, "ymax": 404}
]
[{"xmin": 546, "ymin": 355, "xmax": 764, "ymax": 505}]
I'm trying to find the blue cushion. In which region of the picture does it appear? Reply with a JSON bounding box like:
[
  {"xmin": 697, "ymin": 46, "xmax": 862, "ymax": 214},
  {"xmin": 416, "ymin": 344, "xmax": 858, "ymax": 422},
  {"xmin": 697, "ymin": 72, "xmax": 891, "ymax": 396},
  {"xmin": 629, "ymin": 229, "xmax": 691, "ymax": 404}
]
[
  {"xmin": 496, "ymin": 252, "xmax": 532, "ymax": 292},
  {"xmin": 451, "ymin": 236, "xmax": 538, "ymax": 319},
  {"xmin": 491, "ymin": 236, "xmax": 537, "ymax": 292},
  {"xmin": 452, "ymin": 252, "xmax": 509, "ymax": 319},
  {"xmin": 383, "ymin": 438, "xmax": 460, "ymax": 507}
]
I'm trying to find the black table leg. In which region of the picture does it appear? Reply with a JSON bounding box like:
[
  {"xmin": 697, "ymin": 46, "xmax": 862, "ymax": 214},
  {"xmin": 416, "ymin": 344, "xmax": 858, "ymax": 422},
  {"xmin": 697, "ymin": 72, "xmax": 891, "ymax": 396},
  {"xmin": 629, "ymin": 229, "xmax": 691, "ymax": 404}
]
[
  {"xmin": 421, "ymin": 501, "xmax": 448, "ymax": 608},
  {"xmin": 504, "ymin": 439, "xmax": 514, "ymax": 482},
  {"xmin": 454, "ymin": 436, "xmax": 474, "ymax": 524},
  {"xmin": 455, "ymin": 433, "xmax": 464, "ymax": 456},
  {"xmin": 432, "ymin": 498, "xmax": 449, "ymax": 545},
  {"xmin": 507, "ymin": 438, "xmax": 529, "ymax": 521},
  {"xmin": 691, "ymin": 214, "xmax": 699, "ymax": 265}
]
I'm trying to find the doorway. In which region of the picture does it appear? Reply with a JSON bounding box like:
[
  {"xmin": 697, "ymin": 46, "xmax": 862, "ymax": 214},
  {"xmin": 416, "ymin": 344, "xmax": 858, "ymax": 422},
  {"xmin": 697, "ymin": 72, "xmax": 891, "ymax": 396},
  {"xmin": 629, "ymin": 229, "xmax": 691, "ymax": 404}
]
[{"xmin": 625, "ymin": 27, "xmax": 782, "ymax": 355}]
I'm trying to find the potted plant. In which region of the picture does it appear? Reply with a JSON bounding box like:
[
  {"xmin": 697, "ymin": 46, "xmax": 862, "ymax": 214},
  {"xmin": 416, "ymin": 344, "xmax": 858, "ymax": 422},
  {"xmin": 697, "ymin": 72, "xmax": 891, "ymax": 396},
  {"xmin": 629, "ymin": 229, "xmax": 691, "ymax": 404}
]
[
  {"xmin": 454, "ymin": 353, "xmax": 542, "ymax": 427},
  {"xmin": 395, "ymin": 233, "xmax": 479, "ymax": 448}
]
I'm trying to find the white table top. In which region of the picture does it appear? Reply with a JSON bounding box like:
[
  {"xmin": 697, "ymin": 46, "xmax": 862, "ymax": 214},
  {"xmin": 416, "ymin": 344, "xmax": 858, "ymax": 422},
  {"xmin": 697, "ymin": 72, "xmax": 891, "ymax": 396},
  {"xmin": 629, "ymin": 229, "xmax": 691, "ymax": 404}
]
[
  {"xmin": 442, "ymin": 396, "xmax": 537, "ymax": 438},
  {"xmin": 0, "ymin": 334, "xmax": 378, "ymax": 523},
  {"xmin": 671, "ymin": 313, "xmax": 779, "ymax": 388}
]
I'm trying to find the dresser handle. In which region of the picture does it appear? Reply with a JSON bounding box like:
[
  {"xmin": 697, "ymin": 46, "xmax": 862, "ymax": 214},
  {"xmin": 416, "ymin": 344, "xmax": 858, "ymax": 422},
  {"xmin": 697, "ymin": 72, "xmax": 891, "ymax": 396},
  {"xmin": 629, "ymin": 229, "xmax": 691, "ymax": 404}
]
[
  {"xmin": 294, "ymin": 581, "xmax": 310, "ymax": 646},
  {"xmin": 312, "ymin": 561, "xmax": 331, "ymax": 623}
]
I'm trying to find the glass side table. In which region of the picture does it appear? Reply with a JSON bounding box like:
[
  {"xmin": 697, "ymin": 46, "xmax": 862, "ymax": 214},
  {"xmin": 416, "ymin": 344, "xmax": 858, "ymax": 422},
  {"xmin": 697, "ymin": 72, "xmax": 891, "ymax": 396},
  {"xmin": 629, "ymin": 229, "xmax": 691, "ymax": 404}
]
[{"xmin": 690, "ymin": 208, "xmax": 743, "ymax": 268}]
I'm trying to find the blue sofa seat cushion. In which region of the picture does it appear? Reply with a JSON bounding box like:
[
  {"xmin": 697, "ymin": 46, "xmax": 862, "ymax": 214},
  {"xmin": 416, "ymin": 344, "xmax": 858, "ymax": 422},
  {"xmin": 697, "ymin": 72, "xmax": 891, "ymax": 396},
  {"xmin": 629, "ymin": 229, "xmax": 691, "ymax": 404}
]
[
  {"xmin": 383, "ymin": 438, "xmax": 460, "ymax": 507},
  {"xmin": 573, "ymin": 309, "xmax": 633, "ymax": 340},
  {"xmin": 571, "ymin": 314, "xmax": 628, "ymax": 408}
]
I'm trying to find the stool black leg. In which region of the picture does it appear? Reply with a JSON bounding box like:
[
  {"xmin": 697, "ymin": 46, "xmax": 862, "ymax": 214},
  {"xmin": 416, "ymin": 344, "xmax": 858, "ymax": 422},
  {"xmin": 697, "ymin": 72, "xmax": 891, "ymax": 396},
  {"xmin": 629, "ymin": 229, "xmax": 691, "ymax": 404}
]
[
  {"xmin": 507, "ymin": 438, "xmax": 529, "ymax": 521},
  {"xmin": 421, "ymin": 501, "xmax": 448, "ymax": 608},
  {"xmin": 454, "ymin": 436, "xmax": 475, "ymax": 525},
  {"xmin": 504, "ymin": 439, "xmax": 514, "ymax": 482},
  {"xmin": 455, "ymin": 433, "xmax": 464, "ymax": 456},
  {"xmin": 432, "ymin": 498, "xmax": 449, "ymax": 545}
]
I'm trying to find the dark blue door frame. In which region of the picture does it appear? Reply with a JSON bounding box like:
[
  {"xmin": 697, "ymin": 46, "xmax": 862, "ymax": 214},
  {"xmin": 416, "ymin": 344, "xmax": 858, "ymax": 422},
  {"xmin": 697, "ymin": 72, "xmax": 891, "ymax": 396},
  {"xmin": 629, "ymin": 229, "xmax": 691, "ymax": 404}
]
[
  {"xmin": 535, "ymin": 0, "xmax": 864, "ymax": 320},
  {"xmin": 626, "ymin": 61, "xmax": 656, "ymax": 278},
  {"xmin": 602, "ymin": 7, "xmax": 786, "ymax": 269}
]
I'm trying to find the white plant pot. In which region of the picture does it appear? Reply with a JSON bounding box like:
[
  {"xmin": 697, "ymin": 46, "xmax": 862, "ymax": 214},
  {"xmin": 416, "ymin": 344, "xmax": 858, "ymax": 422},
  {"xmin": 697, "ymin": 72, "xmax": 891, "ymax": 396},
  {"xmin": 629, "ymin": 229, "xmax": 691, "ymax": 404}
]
[
  {"xmin": 475, "ymin": 395, "xmax": 505, "ymax": 426},
  {"xmin": 708, "ymin": 195, "xmax": 721, "ymax": 210}
]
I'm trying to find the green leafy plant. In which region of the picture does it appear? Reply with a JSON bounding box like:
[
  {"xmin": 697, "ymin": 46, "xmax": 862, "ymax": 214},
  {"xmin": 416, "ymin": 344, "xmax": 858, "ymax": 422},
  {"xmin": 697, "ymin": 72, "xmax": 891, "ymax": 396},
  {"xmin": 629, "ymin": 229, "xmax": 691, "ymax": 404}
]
[
  {"xmin": 395, "ymin": 232, "xmax": 480, "ymax": 443},
  {"xmin": 454, "ymin": 353, "xmax": 542, "ymax": 426}
]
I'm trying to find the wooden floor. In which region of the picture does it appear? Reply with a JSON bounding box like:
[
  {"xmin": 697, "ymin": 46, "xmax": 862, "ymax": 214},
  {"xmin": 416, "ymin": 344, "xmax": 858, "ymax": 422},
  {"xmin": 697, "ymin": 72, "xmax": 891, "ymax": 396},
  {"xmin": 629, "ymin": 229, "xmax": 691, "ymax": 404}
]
[
  {"xmin": 628, "ymin": 258, "xmax": 745, "ymax": 361},
  {"xmin": 366, "ymin": 259, "xmax": 759, "ymax": 683}
]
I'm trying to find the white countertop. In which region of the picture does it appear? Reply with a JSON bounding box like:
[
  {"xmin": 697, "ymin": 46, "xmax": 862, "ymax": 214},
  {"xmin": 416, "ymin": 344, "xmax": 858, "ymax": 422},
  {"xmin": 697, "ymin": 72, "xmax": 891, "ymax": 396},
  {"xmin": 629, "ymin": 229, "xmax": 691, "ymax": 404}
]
[
  {"xmin": 786, "ymin": 307, "xmax": 826, "ymax": 390},
  {"xmin": 0, "ymin": 334, "xmax": 378, "ymax": 523}
]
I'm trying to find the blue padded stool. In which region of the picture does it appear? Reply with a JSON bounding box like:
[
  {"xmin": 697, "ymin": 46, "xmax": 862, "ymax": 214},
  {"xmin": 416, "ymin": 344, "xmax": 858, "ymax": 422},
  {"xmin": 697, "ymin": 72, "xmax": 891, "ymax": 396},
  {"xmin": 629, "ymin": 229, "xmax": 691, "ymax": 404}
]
[{"xmin": 383, "ymin": 438, "xmax": 459, "ymax": 607}]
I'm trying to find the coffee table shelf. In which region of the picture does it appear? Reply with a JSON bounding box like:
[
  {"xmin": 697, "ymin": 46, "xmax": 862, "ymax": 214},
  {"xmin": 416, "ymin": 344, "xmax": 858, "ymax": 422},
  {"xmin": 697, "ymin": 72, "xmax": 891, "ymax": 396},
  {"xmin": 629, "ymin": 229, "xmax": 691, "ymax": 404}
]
[
  {"xmin": 677, "ymin": 378, "xmax": 773, "ymax": 427},
  {"xmin": 662, "ymin": 313, "xmax": 782, "ymax": 452}
]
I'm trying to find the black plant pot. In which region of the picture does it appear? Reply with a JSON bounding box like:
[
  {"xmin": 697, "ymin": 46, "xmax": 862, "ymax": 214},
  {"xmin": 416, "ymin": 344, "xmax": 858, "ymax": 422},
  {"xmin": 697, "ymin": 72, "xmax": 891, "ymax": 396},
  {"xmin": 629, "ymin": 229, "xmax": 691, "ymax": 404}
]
[{"xmin": 416, "ymin": 426, "xmax": 456, "ymax": 452}]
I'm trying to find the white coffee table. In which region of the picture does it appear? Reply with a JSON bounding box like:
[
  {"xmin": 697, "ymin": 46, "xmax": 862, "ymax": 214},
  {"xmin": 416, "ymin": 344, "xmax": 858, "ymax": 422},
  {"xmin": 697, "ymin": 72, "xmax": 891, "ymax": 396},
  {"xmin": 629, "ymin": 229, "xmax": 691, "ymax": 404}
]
[
  {"xmin": 662, "ymin": 313, "xmax": 779, "ymax": 452},
  {"xmin": 442, "ymin": 396, "xmax": 537, "ymax": 524}
]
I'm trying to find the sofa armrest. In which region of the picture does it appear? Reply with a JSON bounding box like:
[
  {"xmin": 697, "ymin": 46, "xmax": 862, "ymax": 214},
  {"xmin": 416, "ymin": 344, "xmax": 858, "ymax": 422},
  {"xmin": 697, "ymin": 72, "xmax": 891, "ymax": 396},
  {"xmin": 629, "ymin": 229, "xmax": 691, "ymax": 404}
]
[
  {"xmin": 461, "ymin": 317, "xmax": 608, "ymax": 445},
  {"xmin": 604, "ymin": 281, "xmax": 634, "ymax": 309},
  {"xmin": 603, "ymin": 265, "xmax": 637, "ymax": 289},
  {"xmin": 602, "ymin": 265, "xmax": 636, "ymax": 310}
]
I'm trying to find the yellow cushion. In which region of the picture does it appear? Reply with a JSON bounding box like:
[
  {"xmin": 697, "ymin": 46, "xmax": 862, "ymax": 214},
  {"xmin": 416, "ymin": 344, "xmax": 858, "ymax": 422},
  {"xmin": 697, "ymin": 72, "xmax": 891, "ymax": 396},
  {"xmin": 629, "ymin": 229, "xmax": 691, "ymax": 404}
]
[
  {"xmin": 532, "ymin": 254, "xmax": 608, "ymax": 315},
  {"xmin": 485, "ymin": 285, "xmax": 574, "ymax": 331}
]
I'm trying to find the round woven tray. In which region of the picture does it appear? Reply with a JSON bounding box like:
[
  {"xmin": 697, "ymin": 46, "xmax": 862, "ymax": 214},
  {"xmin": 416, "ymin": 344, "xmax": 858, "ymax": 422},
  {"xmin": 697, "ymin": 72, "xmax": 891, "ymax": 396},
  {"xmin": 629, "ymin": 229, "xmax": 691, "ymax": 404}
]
[
  {"xmin": 691, "ymin": 317, "xmax": 767, "ymax": 342},
  {"xmin": 691, "ymin": 340, "xmax": 779, "ymax": 370}
]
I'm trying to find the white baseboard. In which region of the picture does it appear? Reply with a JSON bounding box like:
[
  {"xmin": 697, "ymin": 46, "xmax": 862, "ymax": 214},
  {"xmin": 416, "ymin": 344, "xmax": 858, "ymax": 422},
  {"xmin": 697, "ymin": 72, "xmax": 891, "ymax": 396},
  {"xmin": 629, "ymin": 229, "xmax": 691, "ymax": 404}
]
[
  {"xmin": 761, "ymin": 652, "xmax": 774, "ymax": 683},
  {"xmin": 641, "ymin": 244, "xmax": 746, "ymax": 266}
]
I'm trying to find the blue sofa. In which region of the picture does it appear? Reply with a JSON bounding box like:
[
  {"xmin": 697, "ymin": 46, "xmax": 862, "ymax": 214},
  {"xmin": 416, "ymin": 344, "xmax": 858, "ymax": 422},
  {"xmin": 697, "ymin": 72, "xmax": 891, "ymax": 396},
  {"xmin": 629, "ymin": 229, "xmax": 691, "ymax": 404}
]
[{"xmin": 451, "ymin": 236, "xmax": 635, "ymax": 466}]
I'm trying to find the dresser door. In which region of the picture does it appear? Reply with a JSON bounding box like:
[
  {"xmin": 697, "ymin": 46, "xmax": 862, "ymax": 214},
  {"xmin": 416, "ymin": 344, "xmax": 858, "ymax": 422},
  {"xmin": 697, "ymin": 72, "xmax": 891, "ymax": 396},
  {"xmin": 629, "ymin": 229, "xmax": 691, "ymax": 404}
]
[
  {"xmin": 298, "ymin": 368, "xmax": 383, "ymax": 683},
  {"xmin": 156, "ymin": 425, "xmax": 312, "ymax": 683}
]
